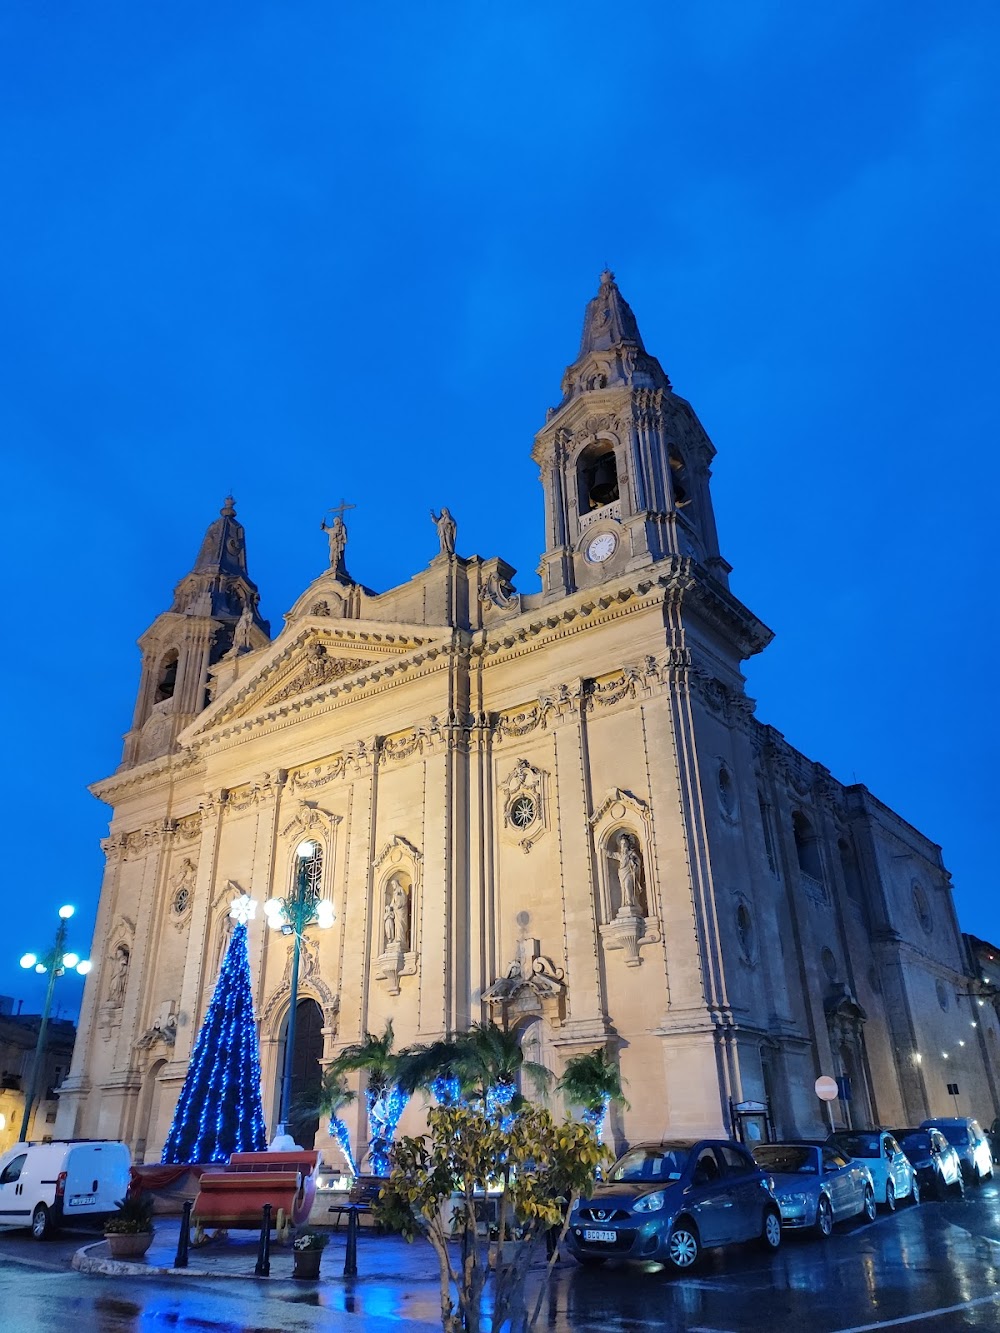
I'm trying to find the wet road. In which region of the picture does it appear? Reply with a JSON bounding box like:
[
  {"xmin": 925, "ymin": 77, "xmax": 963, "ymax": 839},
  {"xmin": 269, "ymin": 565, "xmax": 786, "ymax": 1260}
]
[{"xmin": 3, "ymin": 1181, "xmax": 1000, "ymax": 1331}]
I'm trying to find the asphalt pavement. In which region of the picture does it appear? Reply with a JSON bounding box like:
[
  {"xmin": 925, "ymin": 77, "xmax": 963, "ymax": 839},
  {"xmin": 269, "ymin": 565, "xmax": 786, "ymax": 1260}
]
[{"xmin": 2, "ymin": 1180, "xmax": 1000, "ymax": 1331}]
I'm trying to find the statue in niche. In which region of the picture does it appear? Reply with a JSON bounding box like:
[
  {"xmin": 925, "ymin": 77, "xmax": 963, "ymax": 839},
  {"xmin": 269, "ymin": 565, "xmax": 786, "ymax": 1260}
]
[
  {"xmin": 383, "ymin": 876, "xmax": 410, "ymax": 952},
  {"xmin": 232, "ymin": 599, "xmax": 255, "ymax": 652},
  {"xmin": 108, "ymin": 945, "xmax": 130, "ymax": 1007},
  {"xmin": 430, "ymin": 507, "xmax": 457, "ymax": 556},
  {"xmin": 610, "ymin": 832, "xmax": 645, "ymax": 914}
]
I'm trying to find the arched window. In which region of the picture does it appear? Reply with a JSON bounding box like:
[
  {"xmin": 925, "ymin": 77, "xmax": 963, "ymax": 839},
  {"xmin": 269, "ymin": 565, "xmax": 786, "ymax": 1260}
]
[
  {"xmin": 668, "ymin": 448, "xmax": 692, "ymax": 509},
  {"xmin": 793, "ymin": 812, "xmax": 825, "ymax": 893},
  {"xmin": 155, "ymin": 650, "xmax": 179, "ymax": 703},
  {"xmin": 578, "ymin": 442, "xmax": 619, "ymax": 512},
  {"xmin": 292, "ymin": 840, "xmax": 324, "ymax": 902}
]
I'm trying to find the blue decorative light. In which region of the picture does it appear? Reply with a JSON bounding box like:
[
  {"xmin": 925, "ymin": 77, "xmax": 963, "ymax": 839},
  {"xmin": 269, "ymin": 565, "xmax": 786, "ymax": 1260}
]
[
  {"xmin": 582, "ymin": 1099, "xmax": 609, "ymax": 1146},
  {"xmin": 329, "ymin": 1114, "xmax": 357, "ymax": 1176},
  {"xmin": 161, "ymin": 922, "xmax": 267, "ymax": 1164},
  {"xmin": 485, "ymin": 1080, "xmax": 517, "ymax": 1132},
  {"xmin": 367, "ymin": 1084, "xmax": 408, "ymax": 1175},
  {"xmin": 430, "ymin": 1076, "xmax": 463, "ymax": 1106}
]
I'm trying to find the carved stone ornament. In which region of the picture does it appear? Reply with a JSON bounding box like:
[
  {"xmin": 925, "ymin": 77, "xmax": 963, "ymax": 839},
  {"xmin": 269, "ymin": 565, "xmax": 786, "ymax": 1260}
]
[
  {"xmin": 499, "ymin": 758, "xmax": 548, "ymax": 852},
  {"xmin": 482, "ymin": 935, "xmax": 566, "ymax": 1026},
  {"xmin": 169, "ymin": 857, "xmax": 196, "ymax": 930},
  {"xmin": 373, "ymin": 838, "xmax": 421, "ymax": 994},
  {"xmin": 267, "ymin": 642, "xmax": 371, "ymax": 706},
  {"xmin": 135, "ymin": 1002, "xmax": 178, "ymax": 1051}
]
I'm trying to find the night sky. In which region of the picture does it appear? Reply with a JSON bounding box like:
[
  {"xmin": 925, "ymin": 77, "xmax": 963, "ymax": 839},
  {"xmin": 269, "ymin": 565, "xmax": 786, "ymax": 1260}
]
[{"xmin": 1, "ymin": 2, "xmax": 997, "ymax": 1019}]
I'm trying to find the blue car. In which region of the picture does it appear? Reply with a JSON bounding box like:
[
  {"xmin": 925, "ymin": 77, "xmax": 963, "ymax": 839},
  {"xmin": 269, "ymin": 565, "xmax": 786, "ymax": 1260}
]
[
  {"xmin": 567, "ymin": 1139, "xmax": 781, "ymax": 1271},
  {"xmin": 752, "ymin": 1142, "xmax": 876, "ymax": 1236}
]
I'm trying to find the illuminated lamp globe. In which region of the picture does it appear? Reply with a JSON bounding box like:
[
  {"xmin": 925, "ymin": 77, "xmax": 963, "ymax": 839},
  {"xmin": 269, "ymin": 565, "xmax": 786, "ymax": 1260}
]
[
  {"xmin": 76, "ymin": 960, "xmax": 92, "ymax": 975},
  {"xmin": 20, "ymin": 953, "xmax": 37, "ymax": 970},
  {"xmin": 63, "ymin": 953, "xmax": 79, "ymax": 969},
  {"xmin": 316, "ymin": 900, "xmax": 335, "ymax": 929},
  {"xmin": 35, "ymin": 963, "xmax": 47, "ymax": 974},
  {"xmin": 58, "ymin": 905, "xmax": 75, "ymax": 919},
  {"xmin": 296, "ymin": 840, "xmax": 317, "ymax": 859}
]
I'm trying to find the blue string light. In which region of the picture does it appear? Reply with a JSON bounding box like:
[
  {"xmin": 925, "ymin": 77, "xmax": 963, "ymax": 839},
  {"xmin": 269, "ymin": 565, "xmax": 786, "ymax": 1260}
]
[
  {"xmin": 161, "ymin": 922, "xmax": 267, "ymax": 1164},
  {"xmin": 485, "ymin": 1081, "xmax": 517, "ymax": 1132},
  {"xmin": 367, "ymin": 1084, "xmax": 408, "ymax": 1175},
  {"xmin": 329, "ymin": 1115, "xmax": 357, "ymax": 1176},
  {"xmin": 430, "ymin": 1076, "xmax": 462, "ymax": 1106}
]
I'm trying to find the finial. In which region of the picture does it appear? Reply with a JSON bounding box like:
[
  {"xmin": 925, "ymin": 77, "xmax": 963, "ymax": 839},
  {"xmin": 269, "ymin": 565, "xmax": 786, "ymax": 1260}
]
[
  {"xmin": 600, "ymin": 268, "xmax": 615, "ymax": 286},
  {"xmin": 221, "ymin": 496, "xmax": 236, "ymax": 517}
]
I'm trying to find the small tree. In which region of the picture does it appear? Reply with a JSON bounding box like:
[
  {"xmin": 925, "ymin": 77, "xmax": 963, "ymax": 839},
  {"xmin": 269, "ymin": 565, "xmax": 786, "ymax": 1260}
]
[
  {"xmin": 295, "ymin": 1068, "xmax": 358, "ymax": 1175},
  {"xmin": 377, "ymin": 1102, "xmax": 610, "ymax": 1333},
  {"xmin": 329, "ymin": 1020, "xmax": 405, "ymax": 1174},
  {"xmin": 556, "ymin": 1047, "xmax": 629, "ymax": 1143}
]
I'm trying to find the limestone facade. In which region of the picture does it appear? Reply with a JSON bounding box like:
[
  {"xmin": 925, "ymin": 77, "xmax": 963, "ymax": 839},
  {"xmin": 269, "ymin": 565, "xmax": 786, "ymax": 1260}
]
[{"xmin": 57, "ymin": 274, "xmax": 999, "ymax": 1162}]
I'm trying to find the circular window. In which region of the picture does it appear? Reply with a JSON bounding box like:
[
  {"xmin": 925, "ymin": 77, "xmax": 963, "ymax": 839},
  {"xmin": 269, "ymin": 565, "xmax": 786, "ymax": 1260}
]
[
  {"xmin": 912, "ymin": 884, "xmax": 933, "ymax": 934},
  {"xmin": 821, "ymin": 948, "xmax": 838, "ymax": 982},
  {"xmin": 173, "ymin": 887, "xmax": 190, "ymax": 915},
  {"xmin": 509, "ymin": 796, "xmax": 536, "ymax": 829},
  {"xmin": 718, "ymin": 764, "xmax": 737, "ymax": 819},
  {"xmin": 936, "ymin": 980, "xmax": 950, "ymax": 1012},
  {"xmin": 736, "ymin": 901, "xmax": 756, "ymax": 964}
]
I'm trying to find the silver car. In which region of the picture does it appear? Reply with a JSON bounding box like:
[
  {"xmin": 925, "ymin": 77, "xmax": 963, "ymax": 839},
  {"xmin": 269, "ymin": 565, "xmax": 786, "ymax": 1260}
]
[{"xmin": 752, "ymin": 1143, "xmax": 875, "ymax": 1237}]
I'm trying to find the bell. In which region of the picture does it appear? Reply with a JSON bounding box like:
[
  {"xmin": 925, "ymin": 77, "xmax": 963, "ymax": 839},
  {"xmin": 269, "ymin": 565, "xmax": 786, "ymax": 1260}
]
[{"xmin": 588, "ymin": 456, "xmax": 619, "ymax": 508}]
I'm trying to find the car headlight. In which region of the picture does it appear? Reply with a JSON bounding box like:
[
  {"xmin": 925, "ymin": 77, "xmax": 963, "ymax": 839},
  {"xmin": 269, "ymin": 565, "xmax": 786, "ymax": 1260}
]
[
  {"xmin": 781, "ymin": 1192, "xmax": 809, "ymax": 1208},
  {"xmin": 633, "ymin": 1190, "xmax": 667, "ymax": 1213}
]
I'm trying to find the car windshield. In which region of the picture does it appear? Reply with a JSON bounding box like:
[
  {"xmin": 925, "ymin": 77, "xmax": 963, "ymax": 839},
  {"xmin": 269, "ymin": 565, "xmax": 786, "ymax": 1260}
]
[
  {"xmin": 898, "ymin": 1133, "xmax": 930, "ymax": 1154},
  {"xmin": 833, "ymin": 1134, "xmax": 880, "ymax": 1159},
  {"xmin": 753, "ymin": 1146, "xmax": 817, "ymax": 1175},
  {"xmin": 935, "ymin": 1125, "xmax": 968, "ymax": 1147},
  {"xmin": 609, "ymin": 1146, "xmax": 688, "ymax": 1183}
]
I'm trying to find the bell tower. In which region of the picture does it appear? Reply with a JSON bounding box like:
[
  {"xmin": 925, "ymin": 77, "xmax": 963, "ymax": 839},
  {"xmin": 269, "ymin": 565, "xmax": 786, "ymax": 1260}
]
[
  {"xmin": 533, "ymin": 272, "xmax": 731, "ymax": 600},
  {"xmin": 121, "ymin": 497, "xmax": 270, "ymax": 768}
]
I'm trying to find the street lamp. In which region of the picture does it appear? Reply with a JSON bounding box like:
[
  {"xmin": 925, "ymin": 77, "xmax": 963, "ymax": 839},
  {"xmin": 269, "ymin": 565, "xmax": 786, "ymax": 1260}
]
[
  {"xmin": 18, "ymin": 905, "xmax": 91, "ymax": 1143},
  {"xmin": 264, "ymin": 841, "xmax": 335, "ymax": 1133}
]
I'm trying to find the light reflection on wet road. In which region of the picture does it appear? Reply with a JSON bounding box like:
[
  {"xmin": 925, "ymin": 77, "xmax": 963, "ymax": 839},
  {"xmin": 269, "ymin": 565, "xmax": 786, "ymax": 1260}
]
[{"xmin": 3, "ymin": 1182, "xmax": 1000, "ymax": 1331}]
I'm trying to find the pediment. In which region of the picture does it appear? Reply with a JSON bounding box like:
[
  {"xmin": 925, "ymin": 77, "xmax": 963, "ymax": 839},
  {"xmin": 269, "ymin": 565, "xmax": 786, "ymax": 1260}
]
[{"xmin": 186, "ymin": 621, "xmax": 437, "ymax": 737}]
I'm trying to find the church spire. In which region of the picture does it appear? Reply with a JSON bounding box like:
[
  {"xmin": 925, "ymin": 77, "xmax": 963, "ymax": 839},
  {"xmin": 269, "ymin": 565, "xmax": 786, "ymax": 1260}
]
[
  {"xmin": 121, "ymin": 497, "xmax": 270, "ymax": 767},
  {"xmin": 559, "ymin": 270, "xmax": 670, "ymax": 407}
]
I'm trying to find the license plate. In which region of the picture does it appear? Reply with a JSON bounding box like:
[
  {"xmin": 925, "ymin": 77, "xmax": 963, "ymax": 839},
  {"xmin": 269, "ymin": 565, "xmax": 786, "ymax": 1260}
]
[
  {"xmin": 583, "ymin": 1229, "xmax": 616, "ymax": 1243},
  {"xmin": 69, "ymin": 1195, "xmax": 97, "ymax": 1206}
]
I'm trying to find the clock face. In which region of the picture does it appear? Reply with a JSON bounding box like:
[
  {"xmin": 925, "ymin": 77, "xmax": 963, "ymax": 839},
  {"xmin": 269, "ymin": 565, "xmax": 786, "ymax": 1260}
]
[{"xmin": 586, "ymin": 531, "xmax": 617, "ymax": 564}]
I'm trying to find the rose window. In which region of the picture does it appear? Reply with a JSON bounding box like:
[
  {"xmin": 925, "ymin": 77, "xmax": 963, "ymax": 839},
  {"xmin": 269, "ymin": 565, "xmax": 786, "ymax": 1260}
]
[{"xmin": 509, "ymin": 796, "xmax": 536, "ymax": 829}]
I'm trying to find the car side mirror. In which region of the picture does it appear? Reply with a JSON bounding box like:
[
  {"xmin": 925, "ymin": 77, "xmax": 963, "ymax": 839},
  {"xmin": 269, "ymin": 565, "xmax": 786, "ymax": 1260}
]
[{"xmin": 824, "ymin": 1164, "xmax": 837, "ymax": 1174}]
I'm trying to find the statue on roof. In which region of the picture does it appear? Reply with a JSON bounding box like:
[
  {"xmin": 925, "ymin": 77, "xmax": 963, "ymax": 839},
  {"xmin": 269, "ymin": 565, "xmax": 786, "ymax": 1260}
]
[
  {"xmin": 321, "ymin": 499, "xmax": 355, "ymax": 573},
  {"xmin": 430, "ymin": 506, "xmax": 457, "ymax": 557}
]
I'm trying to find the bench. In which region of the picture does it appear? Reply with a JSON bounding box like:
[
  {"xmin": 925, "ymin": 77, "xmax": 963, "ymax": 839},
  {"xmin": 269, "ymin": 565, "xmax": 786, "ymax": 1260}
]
[
  {"xmin": 327, "ymin": 1174, "xmax": 389, "ymax": 1231},
  {"xmin": 191, "ymin": 1151, "xmax": 320, "ymax": 1243}
]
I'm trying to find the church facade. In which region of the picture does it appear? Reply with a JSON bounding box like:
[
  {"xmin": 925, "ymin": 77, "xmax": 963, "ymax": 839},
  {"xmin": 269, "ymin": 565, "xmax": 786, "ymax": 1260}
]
[{"xmin": 58, "ymin": 274, "xmax": 999, "ymax": 1162}]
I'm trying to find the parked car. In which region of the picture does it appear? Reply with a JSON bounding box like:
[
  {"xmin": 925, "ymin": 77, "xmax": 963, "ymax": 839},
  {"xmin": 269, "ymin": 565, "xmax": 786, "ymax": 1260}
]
[
  {"xmin": 566, "ymin": 1139, "xmax": 781, "ymax": 1272},
  {"xmin": 920, "ymin": 1117, "xmax": 994, "ymax": 1185},
  {"xmin": 751, "ymin": 1142, "xmax": 875, "ymax": 1236},
  {"xmin": 893, "ymin": 1128, "xmax": 965, "ymax": 1200},
  {"xmin": 0, "ymin": 1139, "xmax": 131, "ymax": 1239},
  {"xmin": 827, "ymin": 1130, "xmax": 920, "ymax": 1211}
]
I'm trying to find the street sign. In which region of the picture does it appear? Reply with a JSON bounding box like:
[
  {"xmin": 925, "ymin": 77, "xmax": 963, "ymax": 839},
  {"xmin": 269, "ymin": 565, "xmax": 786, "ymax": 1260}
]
[
  {"xmin": 815, "ymin": 1075, "xmax": 839, "ymax": 1102},
  {"xmin": 947, "ymin": 1082, "xmax": 960, "ymax": 1096}
]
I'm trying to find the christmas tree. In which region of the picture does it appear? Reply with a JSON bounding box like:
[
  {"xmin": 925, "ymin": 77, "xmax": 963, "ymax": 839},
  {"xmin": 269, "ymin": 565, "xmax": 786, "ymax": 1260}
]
[{"xmin": 161, "ymin": 898, "xmax": 268, "ymax": 1164}]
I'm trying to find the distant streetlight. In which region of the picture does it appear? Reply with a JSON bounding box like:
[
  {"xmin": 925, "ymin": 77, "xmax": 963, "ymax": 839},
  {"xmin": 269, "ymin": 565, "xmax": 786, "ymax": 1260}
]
[
  {"xmin": 264, "ymin": 841, "xmax": 335, "ymax": 1133},
  {"xmin": 18, "ymin": 905, "xmax": 91, "ymax": 1143}
]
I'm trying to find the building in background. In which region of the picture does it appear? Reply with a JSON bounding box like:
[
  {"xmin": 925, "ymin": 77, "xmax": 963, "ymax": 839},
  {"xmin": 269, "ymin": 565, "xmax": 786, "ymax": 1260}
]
[
  {"xmin": 56, "ymin": 275, "xmax": 1000, "ymax": 1164},
  {"xmin": 0, "ymin": 999, "xmax": 75, "ymax": 1153}
]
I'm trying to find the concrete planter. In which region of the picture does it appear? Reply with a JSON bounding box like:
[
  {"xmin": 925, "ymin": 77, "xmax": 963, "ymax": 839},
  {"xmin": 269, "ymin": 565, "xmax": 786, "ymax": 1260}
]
[
  {"xmin": 105, "ymin": 1231, "xmax": 154, "ymax": 1259},
  {"xmin": 292, "ymin": 1249, "xmax": 323, "ymax": 1279}
]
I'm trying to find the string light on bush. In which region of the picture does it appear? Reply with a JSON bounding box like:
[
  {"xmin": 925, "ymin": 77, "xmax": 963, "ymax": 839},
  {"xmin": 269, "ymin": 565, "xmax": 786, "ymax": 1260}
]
[
  {"xmin": 161, "ymin": 910, "xmax": 267, "ymax": 1165},
  {"xmin": 367, "ymin": 1085, "xmax": 408, "ymax": 1175},
  {"xmin": 430, "ymin": 1076, "xmax": 463, "ymax": 1107},
  {"xmin": 329, "ymin": 1115, "xmax": 358, "ymax": 1176}
]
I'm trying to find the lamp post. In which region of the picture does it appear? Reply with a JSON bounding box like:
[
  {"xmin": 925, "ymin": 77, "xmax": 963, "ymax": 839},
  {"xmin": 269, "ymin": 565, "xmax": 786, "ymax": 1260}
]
[
  {"xmin": 18, "ymin": 905, "xmax": 91, "ymax": 1143},
  {"xmin": 265, "ymin": 840, "xmax": 335, "ymax": 1134}
]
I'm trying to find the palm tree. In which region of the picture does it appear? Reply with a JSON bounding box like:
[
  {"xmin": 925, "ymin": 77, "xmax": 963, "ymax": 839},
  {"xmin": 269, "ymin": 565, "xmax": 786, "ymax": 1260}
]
[
  {"xmin": 557, "ymin": 1047, "xmax": 629, "ymax": 1140},
  {"xmin": 296, "ymin": 1068, "xmax": 358, "ymax": 1175},
  {"xmin": 397, "ymin": 1021, "xmax": 551, "ymax": 1115},
  {"xmin": 328, "ymin": 1021, "xmax": 404, "ymax": 1174}
]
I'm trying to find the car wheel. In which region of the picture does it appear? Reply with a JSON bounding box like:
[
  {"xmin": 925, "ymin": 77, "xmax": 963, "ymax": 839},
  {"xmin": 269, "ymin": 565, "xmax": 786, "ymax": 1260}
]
[
  {"xmin": 814, "ymin": 1196, "xmax": 834, "ymax": 1239},
  {"xmin": 910, "ymin": 1176, "xmax": 921, "ymax": 1206},
  {"xmin": 31, "ymin": 1204, "xmax": 52, "ymax": 1241},
  {"xmin": 862, "ymin": 1184, "xmax": 877, "ymax": 1222},
  {"xmin": 884, "ymin": 1180, "xmax": 896, "ymax": 1212},
  {"xmin": 760, "ymin": 1209, "xmax": 782, "ymax": 1252},
  {"xmin": 666, "ymin": 1221, "xmax": 700, "ymax": 1271}
]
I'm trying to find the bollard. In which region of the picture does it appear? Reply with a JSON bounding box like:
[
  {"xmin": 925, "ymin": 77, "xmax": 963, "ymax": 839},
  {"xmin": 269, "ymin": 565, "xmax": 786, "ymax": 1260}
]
[
  {"xmin": 174, "ymin": 1200, "xmax": 192, "ymax": 1269},
  {"xmin": 254, "ymin": 1202, "xmax": 272, "ymax": 1277},
  {"xmin": 343, "ymin": 1203, "xmax": 358, "ymax": 1277}
]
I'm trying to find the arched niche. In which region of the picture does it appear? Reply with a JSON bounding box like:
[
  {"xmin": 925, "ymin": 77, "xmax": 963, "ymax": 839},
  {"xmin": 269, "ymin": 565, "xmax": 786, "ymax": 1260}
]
[
  {"xmin": 373, "ymin": 836, "xmax": 421, "ymax": 995},
  {"xmin": 589, "ymin": 790, "xmax": 661, "ymax": 967},
  {"xmin": 576, "ymin": 436, "xmax": 620, "ymax": 513}
]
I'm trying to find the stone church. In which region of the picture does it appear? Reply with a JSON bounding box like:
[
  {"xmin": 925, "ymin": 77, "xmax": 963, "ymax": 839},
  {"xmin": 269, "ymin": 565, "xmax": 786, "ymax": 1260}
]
[{"xmin": 58, "ymin": 274, "xmax": 999, "ymax": 1162}]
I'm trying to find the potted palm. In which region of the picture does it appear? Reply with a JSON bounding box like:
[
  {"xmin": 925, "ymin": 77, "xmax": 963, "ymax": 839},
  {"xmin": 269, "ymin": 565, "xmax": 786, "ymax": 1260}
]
[
  {"xmin": 104, "ymin": 1192, "xmax": 155, "ymax": 1259},
  {"xmin": 556, "ymin": 1046, "xmax": 629, "ymax": 1144},
  {"xmin": 328, "ymin": 1021, "xmax": 405, "ymax": 1176},
  {"xmin": 291, "ymin": 1227, "xmax": 330, "ymax": 1279}
]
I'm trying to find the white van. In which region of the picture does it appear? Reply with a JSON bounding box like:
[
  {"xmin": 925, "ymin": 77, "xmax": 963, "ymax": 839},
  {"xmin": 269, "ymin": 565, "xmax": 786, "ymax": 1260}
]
[{"xmin": 0, "ymin": 1139, "xmax": 131, "ymax": 1238}]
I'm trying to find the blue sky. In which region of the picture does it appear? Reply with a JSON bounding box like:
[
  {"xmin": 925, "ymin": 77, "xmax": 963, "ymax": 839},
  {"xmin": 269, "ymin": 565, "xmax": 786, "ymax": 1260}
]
[{"xmin": 1, "ymin": 1, "xmax": 997, "ymax": 1018}]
